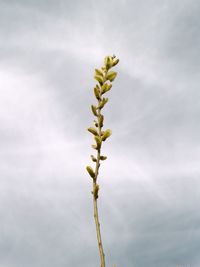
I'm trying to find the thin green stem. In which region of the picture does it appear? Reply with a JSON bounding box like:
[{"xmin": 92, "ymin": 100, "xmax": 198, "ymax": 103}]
[{"xmin": 92, "ymin": 96, "xmax": 106, "ymax": 267}]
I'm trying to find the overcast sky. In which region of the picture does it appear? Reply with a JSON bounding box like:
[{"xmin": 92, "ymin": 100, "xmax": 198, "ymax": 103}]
[{"xmin": 1, "ymin": 0, "xmax": 200, "ymax": 267}]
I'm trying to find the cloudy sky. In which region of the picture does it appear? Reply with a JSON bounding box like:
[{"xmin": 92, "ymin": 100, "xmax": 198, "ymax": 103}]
[{"xmin": 1, "ymin": 0, "xmax": 200, "ymax": 266}]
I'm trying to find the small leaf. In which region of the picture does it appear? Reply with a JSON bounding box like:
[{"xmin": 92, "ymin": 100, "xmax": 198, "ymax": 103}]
[
  {"xmin": 94, "ymin": 75, "xmax": 104, "ymax": 85},
  {"xmin": 91, "ymin": 105, "xmax": 98, "ymax": 116},
  {"xmin": 87, "ymin": 127, "xmax": 98, "ymax": 136},
  {"xmin": 102, "ymin": 129, "xmax": 112, "ymax": 141},
  {"xmin": 100, "ymin": 155, "xmax": 107, "ymax": 160},
  {"xmin": 95, "ymin": 68, "xmax": 104, "ymax": 77},
  {"xmin": 106, "ymin": 71, "xmax": 117, "ymax": 82},
  {"xmin": 91, "ymin": 155, "xmax": 97, "ymax": 162},
  {"xmin": 86, "ymin": 166, "xmax": 95, "ymax": 179}
]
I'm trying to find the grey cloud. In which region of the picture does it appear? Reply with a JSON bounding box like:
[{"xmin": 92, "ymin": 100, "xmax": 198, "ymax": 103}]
[
  {"xmin": 164, "ymin": 1, "xmax": 200, "ymax": 74},
  {"xmin": 1, "ymin": 0, "xmax": 200, "ymax": 267}
]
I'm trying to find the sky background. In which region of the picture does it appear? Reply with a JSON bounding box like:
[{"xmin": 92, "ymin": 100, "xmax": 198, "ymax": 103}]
[{"xmin": 0, "ymin": 0, "xmax": 200, "ymax": 266}]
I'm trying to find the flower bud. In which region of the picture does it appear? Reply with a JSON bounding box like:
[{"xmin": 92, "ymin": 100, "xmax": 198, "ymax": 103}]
[
  {"xmin": 91, "ymin": 155, "xmax": 97, "ymax": 162},
  {"xmin": 102, "ymin": 129, "xmax": 112, "ymax": 141},
  {"xmin": 94, "ymin": 86, "xmax": 101, "ymax": 100},
  {"xmin": 98, "ymin": 98, "xmax": 108, "ymax": 109},
  {"xmin": 95, "ymin": 68, "xmax": 104, "ymax": 77},
  {"xmin": 87, "ymin": 127, "xmax": 98, "ymax": 136},
  {"xmin": 106, "ymin": 71, "xmax": 117, "ymax": 82},
  {"xmin": 91, "ymin": 105, "xmax": 98, "ymax": 116},
  {"xmin": 92, "ymin": 144, "xmax": 98, "ymax": 150},
  {"xmin": 86, "ymin": 166, "xmax": 95, "ymax": 179},
  {"xmin": 93, "ymin": 184, "xmax": 99, "ymax": 199},
  {"xmin": 102, "ymin": 83, "xmax": 112, "ymax": 94},
  {"xmin": 99, "ymin": 114, "xmax": 104, "ymax": 127},
  {"xmin": 94, "ymin": 136, "xmax": 102, "ymax": 149},
  {"xmin": 100, "ymin": 156, "xmax": 107, "ymax": 160},
  {"xmin": 104, "ymin": 56, "xmax": 113, "ymax": 70},
  {"xmin": 113, "ymin": 58, "xmax": 119, "ymax": 66},
  {"xmin": 94, "ymin": 75, "xmax": 104, "ymax": 85}
]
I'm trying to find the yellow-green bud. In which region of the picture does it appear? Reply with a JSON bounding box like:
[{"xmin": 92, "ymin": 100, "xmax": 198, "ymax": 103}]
[
  {"xmin": 92, "ymin": 144, "xmax": 98, "ymax": 150},
  {"xmin": 104, "ymin": 56, "xmax": 113, "ymax": 70},
  {"xmin": 87, "ymin": 127, "xmax": 98, "ymax": 136},
  {"xmin": 94, "ymin": 86, "xmax": 101, "ymax": 100},
  {"xmin": 86, "ymin": 166, "xmax": 95, "ymax": 179},
  {"xmin": 94, "ymin": 136, "xmax": 102, "ymax": 149},
  {"xmin": 91, "ymin": 155, "xmax": 97, "ymax": 162},
  {"xmin": 101, "ymin": 83, "xmax": 112, "ymax": 94},
  {"xmin": 95, "ymin": 68, "xmax": 104, "ymax": 77},
  {"xmin": 98, "ymin": 98, "xmax": 108, "ymax": 109},
  {"xmin": 91, "ymin": 105, "xmax": 98, "ymax": 116},
  {"xmin": 93, "ymin": 184, "xmax": 99, "ymax": 199},
  {"xmin": 93, "ymin": 120, "xmax": 98, "ymax": 127},
  {"xmin": 94, "ymin": 75, "xmax": 104, "ymax": 85},
  {"xmin": 106, "ymin": 71, "xmax": 117, "ymax": 82},
  {"xmin": 99, "ymin": 114, "xmax": 104, "ymax": 127},
  {"xmin": 113, "ymin": 58, "xmax": 119, "ymax": 66},
  {"xmin": 100, "ymin": 156, "xmax": 107, "ymax": 160},
  {"xmin": 102, "ymin": 129, "xmax": 112, "ymax": 141}
]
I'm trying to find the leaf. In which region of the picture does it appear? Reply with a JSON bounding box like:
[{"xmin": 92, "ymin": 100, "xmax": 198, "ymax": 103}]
[
  {"xmin": 102, "ymin": 129, "xmax": 112, "ymax": 141},
  {"xmin": 106, "ymin": 71, "xmax": 117, "ymax": 82},
  {"xmin": 87, "ymin": 127, "xmax": 98, "ymax": 136},
  {"xmin": 91, "ymin": 105, "xmax": 98, "ymax": 116},
  {"xmin": 100, "ymin": 155, "xmax": 107, "ymax": 160},
  {"xmin": 86, "ymin": 166, "xmax": 95, "ymax": 179}
]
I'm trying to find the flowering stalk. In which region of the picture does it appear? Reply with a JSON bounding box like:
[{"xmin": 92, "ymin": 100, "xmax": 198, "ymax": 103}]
[{"xmin": 86, "ymin": 55, "xmax": 119, "ymax": 267}]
